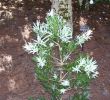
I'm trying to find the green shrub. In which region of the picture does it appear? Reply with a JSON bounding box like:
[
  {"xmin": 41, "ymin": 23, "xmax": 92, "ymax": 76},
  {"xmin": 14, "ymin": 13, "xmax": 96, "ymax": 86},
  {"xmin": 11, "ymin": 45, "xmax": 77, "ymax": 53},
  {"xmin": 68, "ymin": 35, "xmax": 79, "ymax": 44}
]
[{"xmin": 23, "ymin": 11, "xmax": 98, "ymax": 100}]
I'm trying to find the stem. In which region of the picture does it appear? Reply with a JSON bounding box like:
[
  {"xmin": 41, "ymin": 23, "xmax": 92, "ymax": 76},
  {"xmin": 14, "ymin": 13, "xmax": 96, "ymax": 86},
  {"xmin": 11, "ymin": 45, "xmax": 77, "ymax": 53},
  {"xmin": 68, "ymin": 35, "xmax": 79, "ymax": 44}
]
[
  {"xmin": 63, "ymin": 52, "xmax": 71, "ymax": 62},
  {"xmin": 51, "ymin": 55, "xmax": 61, "ymax": 62},
  {"xmin": 60, "ymin": 72, "xmax": 68, "ymax": 81},
  {"xmin": 56, "ymin": 41, "xmax": 64, "ymax": 80},
  {"xmin": 53, "ymin": 40, "xmax": 64, "ymax": 66}
]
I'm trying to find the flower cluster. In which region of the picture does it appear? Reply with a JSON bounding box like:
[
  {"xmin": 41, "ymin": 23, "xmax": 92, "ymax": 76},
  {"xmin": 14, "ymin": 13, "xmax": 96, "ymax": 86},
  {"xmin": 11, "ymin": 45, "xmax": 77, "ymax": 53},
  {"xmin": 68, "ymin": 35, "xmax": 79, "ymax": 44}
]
[
  {"xmin": 61, "ymin": 80, "xmax": 70, "ymax": 86},
  {"xmin": 35, "ymin": 56, "xmax": 46, "ymax": 68},
  {"xmin": 23, "ymin": 13, "xmax": 73, "ymax": 55},
  {"xmin": 60, "ymin": 88, "xmax": 67, "ymax": 94},
  {"xmin": 76, "ymin": 30, "xmax": 93, "ymax": 46},
  {"xmin": 72, "ymin": 56, "xmax": 98, "ymax": 78},
  {"xmin": 59, "ymin": 25, "xmax": 72, "ymax": 42},
  {"xmin": 59, "ymin": 79, "xmax": 70, "ymax": 94},
  {"xmin": 33, "ymin": 21, "xmax": 51, "ymax": 36},
  {"xmin": 23, "ymin": 42, "xmax": 38, "ymax": 54}
]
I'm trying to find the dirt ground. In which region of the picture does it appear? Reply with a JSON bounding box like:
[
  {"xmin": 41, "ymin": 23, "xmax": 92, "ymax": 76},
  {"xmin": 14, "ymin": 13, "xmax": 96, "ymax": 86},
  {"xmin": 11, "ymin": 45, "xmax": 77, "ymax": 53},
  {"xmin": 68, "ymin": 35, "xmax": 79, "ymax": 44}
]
[{"xmin": 0, "ymin": 0, "xmax": 110, "ymax": 100}]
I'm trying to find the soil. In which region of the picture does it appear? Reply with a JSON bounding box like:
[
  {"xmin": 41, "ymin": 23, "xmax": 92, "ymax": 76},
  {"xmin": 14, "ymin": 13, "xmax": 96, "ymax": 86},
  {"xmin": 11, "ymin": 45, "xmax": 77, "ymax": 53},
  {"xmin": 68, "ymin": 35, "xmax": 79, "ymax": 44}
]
[{"xmin": 0, "ymin": 0, "xmax": 110, "ymax": 100}]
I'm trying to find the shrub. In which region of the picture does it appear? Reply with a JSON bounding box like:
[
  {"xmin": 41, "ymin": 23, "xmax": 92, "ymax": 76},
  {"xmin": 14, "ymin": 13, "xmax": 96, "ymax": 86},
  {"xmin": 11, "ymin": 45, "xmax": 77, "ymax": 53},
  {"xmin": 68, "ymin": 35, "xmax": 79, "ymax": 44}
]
[{"xmin": 23, "ymin": 10, "xmax": 98, "ymax": 100}]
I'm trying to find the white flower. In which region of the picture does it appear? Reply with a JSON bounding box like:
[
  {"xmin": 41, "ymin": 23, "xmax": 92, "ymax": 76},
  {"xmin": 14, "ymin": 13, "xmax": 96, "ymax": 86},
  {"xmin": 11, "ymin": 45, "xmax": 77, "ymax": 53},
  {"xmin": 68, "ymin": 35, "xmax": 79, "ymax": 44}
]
[
  {"xmin": 37, "ymin": 35, "xmax": 47, "ymax": 46},
  {"xmin": 76, "ymin": 30, "xmax": 93, "ymax": 46},
  {"xmin": 36, "ymin": 57, "xmax": 46, "ymax": 68},
  {"xmin": 92, "ymin": 71, "xmax": 99, "ymax": 78},
  {"xmin": 59, "ymin": 25, "xmax": 72, "ymax": 42},
  {"xmin": 33, "ymin": 21, "xmax": 40, "ymax": 33},
  {"xmin": 73, "ymin": 56, "xmax": 98, "ymax": 78},
  {"xmin": 60, "ymin": 88, "xmax": 67, "ymax": 94},
  {"xmin": 53, "ymin": 73, "xmax": 57, "ymax": 79},
  {"xmin": 72, "ymin": 66, "xmax": 81, "ymax": 73},
  {"xmin": 85, "ymin": 57, "xmax": 98, "ymax": 72},
  {"xmin": 78, "ymin": 57, "xmax": 86, "ymax": 67},
  {"xmin": 84, "ymin": 57, "xmax": 98, "ymax": 77},
  {"xmin": 33, "ymin": 34, "xmax": 50, "ymax": 47},
  {"xmin": 33, "ymin": 21, "xmax": 51, "ymax": 36},
  {"xmin": 72, "ymin": 57, "xmax": 86, "ymax": 73},
  {"xmin": 23, "ymin": 42, "xmax": 38, "ymax": 54},
  {"xmin": 77, "ymin": 56, "xmax": 98, "ymax": 78},
  {"xmin": 90, "ymin": 0, "xmax": 94, "ymax": 4},
  {"xmin": 61, "ymin": 80, "xmax": 70, "ymax": 86},
  {"xmin": 49, "ymin": 43, "xmax": 54, "ymax": 47}
]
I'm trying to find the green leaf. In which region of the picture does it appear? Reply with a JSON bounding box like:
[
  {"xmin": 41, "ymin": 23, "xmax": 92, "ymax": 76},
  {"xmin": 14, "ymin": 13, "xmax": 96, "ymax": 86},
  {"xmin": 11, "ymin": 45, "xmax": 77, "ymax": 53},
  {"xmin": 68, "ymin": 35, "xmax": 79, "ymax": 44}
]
[{"xmin": 74, "ymin": 73, "xmax": 91, "ymax": 87}]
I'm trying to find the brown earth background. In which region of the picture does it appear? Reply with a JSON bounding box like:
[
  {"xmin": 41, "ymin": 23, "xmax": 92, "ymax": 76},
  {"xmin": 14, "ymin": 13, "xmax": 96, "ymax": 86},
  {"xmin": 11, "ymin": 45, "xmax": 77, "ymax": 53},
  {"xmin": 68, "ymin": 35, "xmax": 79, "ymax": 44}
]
[{"xmin": 0, "ymin": 0, "xmax": 110, "ymax": 100}]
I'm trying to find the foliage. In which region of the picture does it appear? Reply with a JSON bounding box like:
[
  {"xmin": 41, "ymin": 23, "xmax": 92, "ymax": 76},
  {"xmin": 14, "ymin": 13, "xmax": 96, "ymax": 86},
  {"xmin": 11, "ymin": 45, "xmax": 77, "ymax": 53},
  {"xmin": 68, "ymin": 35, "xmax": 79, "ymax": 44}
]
[{"xmin": 23, "ymin": 11, "xmax": 98, "ymax": 100}]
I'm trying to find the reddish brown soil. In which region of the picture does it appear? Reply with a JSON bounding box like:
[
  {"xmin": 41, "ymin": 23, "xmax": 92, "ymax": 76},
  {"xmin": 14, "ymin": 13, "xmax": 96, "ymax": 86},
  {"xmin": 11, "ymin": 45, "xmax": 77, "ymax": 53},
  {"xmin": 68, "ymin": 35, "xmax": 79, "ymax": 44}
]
[
  {"xmin": 85, "ymin": 24, "xmax": 110, "ymax": 100},
  {"xmin": 0, "ymin": 0, "xmax": 110, "ymax": 100}
]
